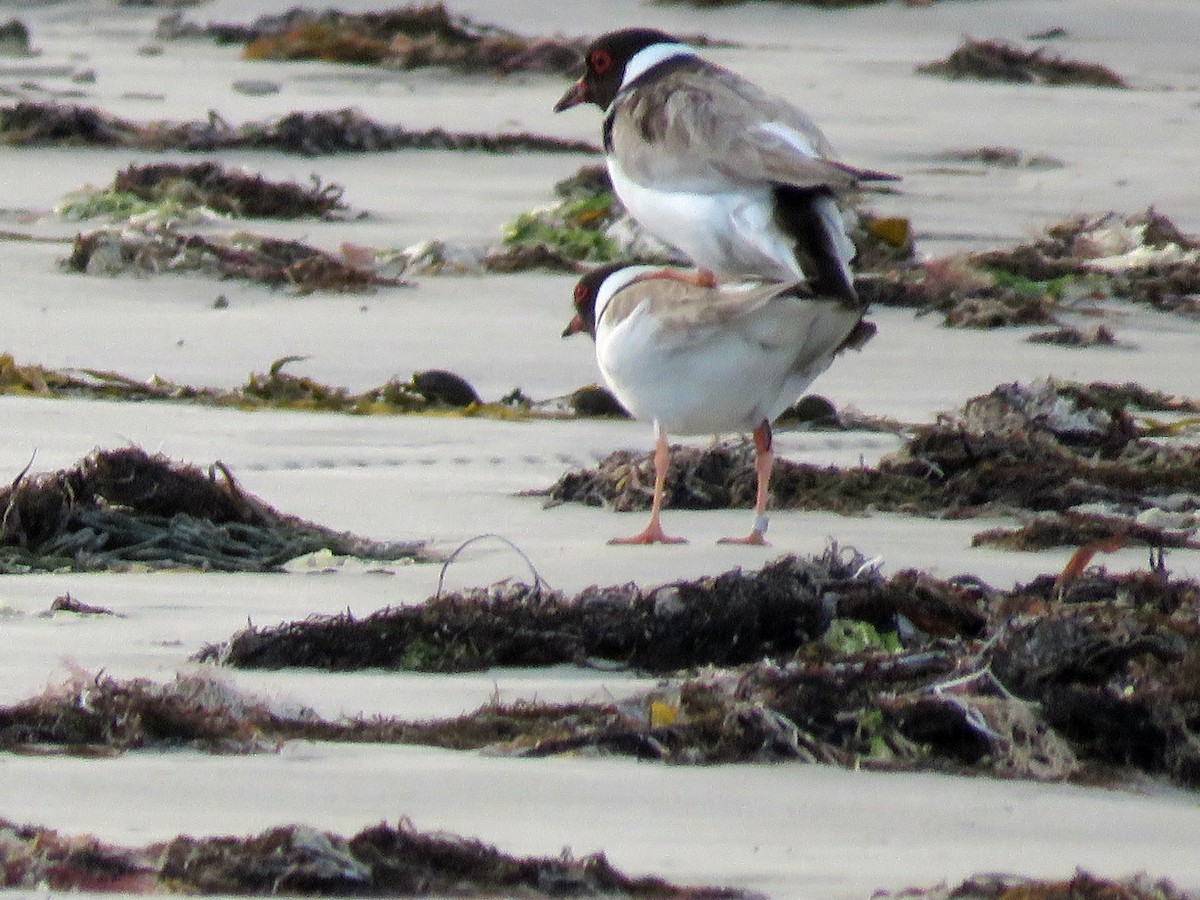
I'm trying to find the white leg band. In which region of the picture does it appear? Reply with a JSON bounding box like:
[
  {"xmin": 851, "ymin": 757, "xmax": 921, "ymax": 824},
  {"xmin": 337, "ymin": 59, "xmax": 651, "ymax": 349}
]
[{"xmin": 753, "ymin": 514, "xmax": 769, "ymax": 535}]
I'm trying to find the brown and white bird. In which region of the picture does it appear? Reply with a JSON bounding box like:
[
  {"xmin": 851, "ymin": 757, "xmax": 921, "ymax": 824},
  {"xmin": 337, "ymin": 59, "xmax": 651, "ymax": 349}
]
[
  {"xmin": 563, "ymin": 264, "xmax": 873, "ymax": 545},
  {"xmin": 555, "ymin": 28, "xmax": 898, "ymax": 302}
]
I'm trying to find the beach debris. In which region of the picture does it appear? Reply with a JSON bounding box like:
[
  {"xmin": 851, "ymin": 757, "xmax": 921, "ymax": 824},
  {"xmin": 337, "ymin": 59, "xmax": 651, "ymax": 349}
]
[
  {"xmin": 1026, "ymin": 324, "xmax": 1125, "ymax": 347},
  {"xmin": 0, "ymin": 670, "xmax": 295, "ymax": 753},
  {"xmin": 499, "ymin": 164, "xmax": 678, "ymax": 266},
  {"xmin": 484, "ymin": 241, "xmax": 583, "ymax": 273},
  {"xmin": 851, "ymin": 212, "xmax": 916, "ymax": 271},
  {"xmin": 161, "ymin": 6, "xmax": 734, "ymax": 74},
  {"xmin": 860, "ymin": 209, "xmax": 1200, "ymax": 325},
  {"xmin": 410, "ymin": 369, "xmax": 482, "ymax": 407},
  {"xmin": 775, "ymin": 394, "xmax": 841, "ymax": 428},
  {"xmin": 119, "ymin": 0, "xmax": 204, "ymax": 8},
  {"xmin": 6, "ymin": 540, "xmax": 1200, "ymax": 787},
  {"xmin": 651, "ymin": 0, "xmax": 887, "ymax": 7},
  {"xmin": 0, "ymin": 815, "xmax": 743, "ymax": 897},
  {"xmin": 877, "ymin": 871, "xmax": 1197, "ymax": 899},
  {"xmin": 187, "ymin": 541, "xmax": 1200, "ymax": 787},
  {"xmin": 230, "ymin": 77, "xmax": 281, "ymax": 96},
  {"xmin": 0, "ymin": 353, "xmax": 630, "ymax": 422},
  {"xmin": 63, "ymin": 223, "xmax": 401, "ymax": 294},
  {"xmin": 972, "ymin": 510, "xmax": 1200, "ymax": 552},
  {"xmin": 0, "ymin": 668, "xmax": 620, "ymax": 754},
  {"xmin": 928, "ymin": 145, "xmax": 1065, "ymax": 170},
  {"xmin": 157, "ymin": 4, "xmax": 587, "ymax": 75},
  {"xmin": 201, "ymin": 548, "xmax": 871, "ymax": 673},
  {"xmin": 546, "ymin": 377, "xmax": 1200, "ymax": 550},
  {"xmin": 59, "ymin": 162, "xmax": 348, "ymax": 222},
  {"xmin": 0, "ymin": 19, "xmax": 31, "ymax": 56},
  {"xmin": 986, "ymin": 571, "xmax": 1200, "ymax": 787},
  {"xmin": 251, "ymin": 14, "xmax": 581, "ymax": 75},
  {"xmin": 308, "ymin": 185, "xmax": 1194, "ymax": 300},
  {"xmin": 917, "ymin": 38, "xmax": 1128, "ymax": 88},
  {"xmin": 502, "ymin": 188, "xmax": 620, "ymax": 263},
  {"xmin": 859, "ymin": 253, "xmax": 1065, "ymax": 328},
  {"xmin": 0, "ymin": 101, "xmax": 597, "ymax": 155},
  {"xmin": 1027, "ymin": 27, "xmax": 1070, "ymax": 42},
  {"xmin": 42, "ymin": 593, "xmax": 121, "ymax": 616},
  {"xmin": 566, "ymin": 385, "xmax": 631, "ymax": 418},
  {"xmin": 0, "ymin": 447, "xmax": 431, "ymax": 573},
  {"xmin": 976, "ymin": 209, "xmax": 1200, "ymax": 317}
]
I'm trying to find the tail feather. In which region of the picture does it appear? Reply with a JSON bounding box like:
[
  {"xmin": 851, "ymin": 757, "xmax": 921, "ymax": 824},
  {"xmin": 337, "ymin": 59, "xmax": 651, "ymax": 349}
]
[{"xmin": 774, "ymin": 186, "xmax": 859, "ymax": 306}]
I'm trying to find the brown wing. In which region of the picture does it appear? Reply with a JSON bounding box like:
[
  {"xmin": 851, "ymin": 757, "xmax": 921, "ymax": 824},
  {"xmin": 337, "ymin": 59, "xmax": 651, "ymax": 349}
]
[
  {"xmin": 610, "ymin": 59, "xmax": 896, "ymax": 192},
  {"xmin": 602, "ymin": 277, "xmax": 812, "ymax": 351}
]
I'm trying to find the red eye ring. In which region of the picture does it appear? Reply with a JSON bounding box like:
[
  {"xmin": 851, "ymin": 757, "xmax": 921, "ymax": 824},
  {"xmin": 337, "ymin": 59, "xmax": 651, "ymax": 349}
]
[
  {"xmin": 574, "ymin": 283, "xmax": 588, "ymax": 304},
  {"xmin": 589, "ymin": 49, "xmax": 613, "ymax": 76}
]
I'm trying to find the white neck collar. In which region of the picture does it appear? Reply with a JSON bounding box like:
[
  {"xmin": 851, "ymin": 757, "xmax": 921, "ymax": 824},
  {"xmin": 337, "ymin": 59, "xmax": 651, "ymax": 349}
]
[
  {"xmin": 594, "ymin": 265, "xmax": 660, "ymax": 327},
  {"xmin": 621, "ymin": 42, "xmax": 697, "ymax": 89}
]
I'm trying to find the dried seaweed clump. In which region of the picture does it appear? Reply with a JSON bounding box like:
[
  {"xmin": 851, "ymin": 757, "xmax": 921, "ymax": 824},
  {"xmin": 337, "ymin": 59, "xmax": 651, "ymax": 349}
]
[
  {"xmin": 499, "ymin": 164, "xmax": 679, "ymax": 267},
  {"xmin": 0, "ymin": 670, "xmax": 294, "ymax": 753},
  {"xmin": 859, "ymin": 209, "xmax": 1200, "ymax": 325},
  {"xmin": 389, "ymin": 168, "xmax": 677, "ymax": 274},
  {"xmin": 929, "ymin": 146, "xmax": 1065, "ymax": 171},
  {"xmin": 0, "ymin": 101, "xmax": 596, "ymax": 155},
  {"xmin": 202, "ymin": 548, "xmax": 877, "ymax": 673},
  {"xmin": 0, "ymin": 101, "xmax": 137, "ymax": 146},
  {"xmin": 546, "ymin": 377, "xmax": 1200, "ymax": 550},
  {"xmin": 983, "ymin": 568, "xmax": 1200, "ymax": 786},
  {"xmin": 667, "ymin": 0, "xmax": 883, "ymax": 5},
  {"xmin": 195, "ymin": 543, "xmax": 1200, "ymax": 787},
  {"xmin": 64, "ymin": 224, "xmax": 400, "ymax": 294},
  {"xmin": 879, "ymin": 872, "xmax": 1197, "ymax": 900},
  {"xmin": 917, "ymin": 38, "xmax": 1128, "ymax": 88},
  {"xmin": 60, "ymin": 161, "xmax": 348, "ymax": 221},
  {"xmin": 976, "ymin": 208, "xmax": 1200, "ymax": 317},
  {"xmin": 0, "ymin": 669, "xmax": 617, "ymax": 755},
  {"xmin": 0, "ymin": 817, "xmax": 743, "ymax": 897},
  {"xmin": 653, "ymin": 561, "xmax": 1200, "ymax": 779},
  {"xmin": 0, "ymin": 447, "xmax": 429, "ymax": 573},
  {"xmin": 0, "ymin": 19, "xmax": 32, "ymax": 54},
  {"xmin": 655, "ymin": 0, "xmax": 885, "ymax": 6},
  {"xmin": 158, "ymin": 4, "xmax": 587, "ymax": 74},
  {"xmin": 0, "ymin": 353, "xmax": 624, "ymax": 423},
  {"xmin": 10, "ymin": 545, "xmax": 1200, "ymax": 787}
]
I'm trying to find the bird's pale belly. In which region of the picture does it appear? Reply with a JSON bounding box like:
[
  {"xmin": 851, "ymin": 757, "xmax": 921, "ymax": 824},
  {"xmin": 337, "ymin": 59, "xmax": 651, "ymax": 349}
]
[
  {"xmin": 599, "ymin": 336, "xmax": 819, "ymax": 436},
  {"xmin": 607, "ymin": 160, "xmax": 802, "ymax": 281}
]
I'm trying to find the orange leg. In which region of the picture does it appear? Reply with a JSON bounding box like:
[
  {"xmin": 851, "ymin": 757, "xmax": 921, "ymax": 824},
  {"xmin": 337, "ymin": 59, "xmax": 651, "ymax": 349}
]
[
  {"xmin": 650, "ymin": 267, "xmax": 718, "ymax": 289},
  {"xmin": 718, "ymin": 421, "xmax": 773, "ymax": 546},
  {"xmin": 610, "ymin": 423, "xmax": 687, "ymax": 546}
]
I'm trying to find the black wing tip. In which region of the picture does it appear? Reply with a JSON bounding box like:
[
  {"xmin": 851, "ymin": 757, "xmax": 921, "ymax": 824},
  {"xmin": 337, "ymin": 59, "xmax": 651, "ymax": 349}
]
[{"xmin": 828, "ymin": 159, "xmax": 902, "ymax": 183}]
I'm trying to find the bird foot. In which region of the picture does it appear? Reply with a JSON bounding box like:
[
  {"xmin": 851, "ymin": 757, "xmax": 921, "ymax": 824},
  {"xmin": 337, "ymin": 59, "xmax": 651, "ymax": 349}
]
[
  {"xmin": 717, "ymin": 532, "xmax": 769, "ymax": 546},
  {"xmin": 716, "ymin": 513, "xmax": 769, "ymax": 546},
  {"xmin": 609, "ymin": 523, "xmax": 687, "ymax": 545},
  {"xmin": 652, "ymin": 267, "xmax": 718, "ymax": 289}
]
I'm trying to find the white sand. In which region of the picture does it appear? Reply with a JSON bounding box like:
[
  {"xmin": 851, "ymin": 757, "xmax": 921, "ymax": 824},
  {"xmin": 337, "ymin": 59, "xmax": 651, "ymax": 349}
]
[{"xmin": 2, "ymin": 0, "xmax": 1200, "ymax": 896}]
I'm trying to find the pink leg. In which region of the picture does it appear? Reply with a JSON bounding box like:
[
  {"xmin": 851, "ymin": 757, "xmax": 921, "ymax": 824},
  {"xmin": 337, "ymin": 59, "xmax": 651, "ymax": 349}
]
[
  {"xmin": 718, "ymin": 421, "xmax": 773, "ymax": 546},
  {"xmin": 610, "ymin": 423, "xmax": 687, "ymax": 546},
  {"xmin": 649, "ymin": 267, "xmax": 718, "ymax": 289}
]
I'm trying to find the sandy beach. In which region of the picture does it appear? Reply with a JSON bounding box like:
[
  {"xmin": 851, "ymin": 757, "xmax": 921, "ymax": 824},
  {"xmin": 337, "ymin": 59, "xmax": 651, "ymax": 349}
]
[{"xmin": 2, "ymin": 0, "xmax": 1200, "ymax": 896}]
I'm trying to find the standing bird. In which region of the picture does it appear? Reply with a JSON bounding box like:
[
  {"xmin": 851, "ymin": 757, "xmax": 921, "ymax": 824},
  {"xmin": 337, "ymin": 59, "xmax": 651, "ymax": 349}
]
[
  {"xmin": 554, "ymin": 28, "xmax": 898, "ymax": 301},
  {"xmin": 563, "ymin": 264, "xmax": 873, "ymax": 545}
]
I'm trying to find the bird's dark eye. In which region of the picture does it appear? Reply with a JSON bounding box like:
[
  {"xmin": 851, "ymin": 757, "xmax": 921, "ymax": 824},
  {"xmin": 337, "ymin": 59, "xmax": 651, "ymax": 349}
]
[
  {"xmin": 589, "ymin": 49, "xmax": 613, "ymax": 76},
  {"xmin": 574, "ymin": 283, "xmax": 589, "ymax": 305}
]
